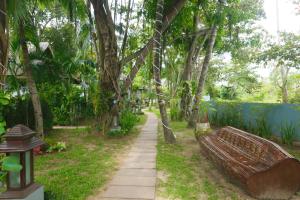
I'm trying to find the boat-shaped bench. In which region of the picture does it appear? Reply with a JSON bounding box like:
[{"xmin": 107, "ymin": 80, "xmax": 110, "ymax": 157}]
[{"xmin": 199, "ymin": 126, "xmax": 300, "ymax": 199}]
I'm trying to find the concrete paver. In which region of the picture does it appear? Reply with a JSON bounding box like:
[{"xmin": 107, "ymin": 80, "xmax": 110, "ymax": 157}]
[
  {"xmin": 102, "ymin": 186, "xmax": 155, "ymax": 199},
  {"xmin": 100, "ymin": 112, "xmax": 158, "ymax": 200}
]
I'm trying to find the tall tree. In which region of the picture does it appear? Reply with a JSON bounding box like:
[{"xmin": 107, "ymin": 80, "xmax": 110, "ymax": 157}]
[
  {"xmin": 153, "ymin": 0, "xmax": 176, "ymax": 143},
  {"xmin": 188, "ymin": 0, "xmax": 226, "ymax": 128},
  {"xmin": 19, "ymin": 19, "xmax": 44, "ymax": 137},
  {"xmin": 188, "ymin": 25, "xmax": 218, "ymax": 128},
  {"xmin": 90, "ymin": 0, "xmax": 188, "ymax": 132},
  {"xmin": 258, "ymin": 32, "xmax": 300, "ymax": 103},
  {"xmin": 0, "ymin": 0, "xmax": 8, "ymax": 89},
  {"xmin": 120, "ymin": 0, "xmax": 132, "ymax": 59},
  {"xmin": 180, "ymin": 11, "xmax": 208, "ymax": 120},
  {"xmin": 181, "ymin": 10, "xmax": 203, "ymax": 82},
  {"xmin": 122, "ymin": 0, "xmax": 188, "ymax": 91},
  {"xmin": 90, "ymin": 0, "xmax": 121, "ymax": 132}
]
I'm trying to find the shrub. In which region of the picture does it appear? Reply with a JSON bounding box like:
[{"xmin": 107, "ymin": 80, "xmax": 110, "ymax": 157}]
[
  {"xmin": 281, "ymin": 123, "xmax": 296, "ymax": 146},
  {"xmin": 199, "ymin": 101, "xmax": 213, "ymax": 123},
  {"xmin": 47, "ymin": 142, "xmax": 67, "ymax": 153},
  {"xmin": 170, "ymin": 99, "xmax": 181, "ymax": 121},
  {"xmin": 256, "ymin": 117, "xmax": 272, "ymax": 139},
  {"xmin": 120, "ymin": 109, "xmax": 139, "ymax": 133},
  {"xmin": 39, "ymin": 83, "xmax": 95, "ymax": 126},
  {"xmin": 208, "ymin": 101, "xmax": 243, "ymax": 129},
  {"xmin": 4, "ymin": 97, "xmax": 53, "ymax": 132}
]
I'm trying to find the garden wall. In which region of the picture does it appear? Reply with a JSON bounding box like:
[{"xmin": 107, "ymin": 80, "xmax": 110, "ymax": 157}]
[{"xmin": 206, "ymin": 101, "xmax": 300, "ymax": 141}]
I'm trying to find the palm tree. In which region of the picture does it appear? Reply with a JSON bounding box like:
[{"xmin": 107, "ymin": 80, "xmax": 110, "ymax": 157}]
[
  {"xmin": 188, "ymin": 0, "xmax": 225, "ymax": 128},
  {"xmin": 18, "ymin": 18, "xmax": 44, "ymax": 138},
  {"xmin": 188, "ymin": 25, "xmax": 218, "ymax": 128},
  {"xmin": 0, "ymin": 0, "xmax": 9, "ymax": 89},
  {"xmin": 7, "ymin": 0, "xmax": 82, "ymax": 137},
  {"xmin": 152, "ymin": 0, "xmax": 176, "ymax": 143}
]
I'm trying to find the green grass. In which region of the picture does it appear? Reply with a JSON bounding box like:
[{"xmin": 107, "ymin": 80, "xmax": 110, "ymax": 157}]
[
  {"xmin": 202, "ymin": 179, "xmax": 219, "ymax": 200},
  {"xmin": 151, "ymin": 108, "xmax": 300, "ymax": 199},
  {"xmin": 283, "ymin": 145, "xmax": 300, "ymax": 161},
  {"xmin": 137, "ymin": 114, "xmax": 147, "ymax": 126},
  {"xmin": 157, "ymin": 136, "xmax": 202, "ymax": 199},
  {"xmin": 150, "ymin": 108, "xmax": 161, "ymax": 118},
  {"xmin": 156, "ymin": 120, "xmax": 224, "ymax": 200},
  {"xmin": 36, "ymin": 116, "xmax": 146, "ymax": 200}
]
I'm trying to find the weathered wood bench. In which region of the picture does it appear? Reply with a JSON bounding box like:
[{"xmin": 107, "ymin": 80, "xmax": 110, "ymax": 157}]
[{"xmin": 199, "ymin": 126, "xmax": 300, "ymax": 199}]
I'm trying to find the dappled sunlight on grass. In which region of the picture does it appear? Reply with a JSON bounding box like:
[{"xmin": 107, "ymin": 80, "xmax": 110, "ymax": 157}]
[
  {"xmin": 35, "ymin": 117, "xmax": 146, "ymax": 200},
  {"xmin": 156, "ymin": 123, "xmax": 225, "ymax": 200},
  {"xmin": 155, "ymin": 113, "xmax": 254, "ymax": 200}
]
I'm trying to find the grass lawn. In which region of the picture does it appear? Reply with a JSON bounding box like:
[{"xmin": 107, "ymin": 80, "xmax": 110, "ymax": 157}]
[
  {"xmin": 35, "ymin": 114, "xmax": 147, "ymax": 200},
  {"xmin": 156, "ymin": 120, "xmax": 241, "ymax": 200}
]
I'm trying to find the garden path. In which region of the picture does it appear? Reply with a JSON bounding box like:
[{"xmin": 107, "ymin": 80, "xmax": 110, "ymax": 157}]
[{"xmin": 98, "ymin": 112, "xmax": 158, "ymax": 200}]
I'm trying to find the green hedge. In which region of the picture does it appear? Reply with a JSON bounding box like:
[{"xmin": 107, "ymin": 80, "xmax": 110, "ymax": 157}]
[
  {"xmin": 203, "ymin": 101, "xmax": 300, "ymax": 143},
  {"xmin": 4, "ymin": 98, "xmax": 53, "ymax": 133}
]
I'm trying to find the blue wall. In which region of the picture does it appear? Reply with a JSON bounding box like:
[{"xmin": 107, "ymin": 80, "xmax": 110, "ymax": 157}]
[{"xmin": 207, "ymin": 102, "xmax": 300, "ymax": 140}]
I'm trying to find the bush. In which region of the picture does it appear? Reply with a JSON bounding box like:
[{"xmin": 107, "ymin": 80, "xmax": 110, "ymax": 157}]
[
  {"xmin": 256, "ymin": 117, "xmax": 272, "ymax": 139},
  {"xmin": 199, "ymin": 101, "xmax": 214, "ymax": 123},
  {"xmin": 208, "ymin": 101, "xmax": 243, "ymax": 129},
  {"xmin": 46, "ymin": 142, "xmax": 67, "ymax": 153},
  {"xmin": 4, "ymin": 97, "xmax": 53, "ymax": 133},
  {"xmin": 120, "ymin": 109, "xmax": 139, "ymax": 133},
  {"xmin": 281, "ymin": 123, "xmax": 296, "ymax": 146},
  {"xmin": 39, "ymin": 83, "xmax": 95, "ymax": 126},
  {"xmin": 170, "ymin": 99, "xmax": 181, "ymax": 121}
]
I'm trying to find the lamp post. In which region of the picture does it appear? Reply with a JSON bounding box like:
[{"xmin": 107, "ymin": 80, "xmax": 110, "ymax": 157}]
[{"xmin": 0, "ymin": 124, "xmax": 44, "ymax": 199}]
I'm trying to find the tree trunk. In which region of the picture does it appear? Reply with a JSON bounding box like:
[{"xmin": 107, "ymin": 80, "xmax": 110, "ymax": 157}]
[
  {"xmin": 122, "ymin": 0, "xmax": 188, "ymax": 90},
  {"xmin": 182, "ymin": 16, "xmax": 201, "ymax": 82},
  {"xmin": 0, "ymin": 0, "xmax": 8, "ymax": 89},
  {"xmin": 90, "ymin": 0, "xmax": 186, "ymax": 132},
  {"xmin": 86, "ymin": 0, "xmax": 100, "ymax": 66},
  {"xmin": 188, "ymin": 25, "xmax": 218, "ymax": 128},
  {"xmin": 280, "ymin": 65, "xmax": 289, "ymax": 103},
  {"xmin": 179, "ymin": 82, "xmax": 192, "ymax": 120},
  {"xmin": 180, "ymin": 14, "xmax": 206, "ymax": 120},
  {"xmin": 179, "ymin": 33, "xmax": 207, "ymax": 120},
  {"xmin": 91, "ymin": 0, "xmax": 122, "ymax": 132},
  {"xmin": 121, "ymin": 0, "xmax": 132, "ymax": 59},
  {"xmin": 19, "ymin": 20, "xmax": 44, "ymax": 138},
  {"xmin": 282, "ymin": 85, "xmax": 288, "ymax": 103},
  {"xmin": 153, "ymin": 0, "xmax": 176, "ymax": 143}
]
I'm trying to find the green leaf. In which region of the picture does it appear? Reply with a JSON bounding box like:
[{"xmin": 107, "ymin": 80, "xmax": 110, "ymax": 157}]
[
  {"xmin": 0, "ymin": 127, "xmax": 5, "ymax": 135},
  {"xmin": 0, "ymin": 121, "xmax": 6, "ymax": 135},
  {"xmin": 2, "ymin": 156, "xmax": 23, "ymax": 172},
  {"xmin": 0, "ymin": 171, "xmax": 7, "ymax": 181}
]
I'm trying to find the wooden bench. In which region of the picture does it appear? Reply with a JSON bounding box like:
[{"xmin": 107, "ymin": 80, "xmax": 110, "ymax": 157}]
[{"xmin": 199, "ymin": 126, "xmax": 300, "ymax": 199}]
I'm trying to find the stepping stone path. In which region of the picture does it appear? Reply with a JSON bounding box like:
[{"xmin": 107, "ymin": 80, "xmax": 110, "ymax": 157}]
[{"xmin": 100, "ymin": 112, "xmax": 158, "ymax": 200}]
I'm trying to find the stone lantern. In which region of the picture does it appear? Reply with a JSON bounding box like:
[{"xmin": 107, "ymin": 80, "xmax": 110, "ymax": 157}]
[
  {"xmin": 0, "ymin": 125, "xmax": 44, "ymax": 199},
  {"xmin": 110, "ymin": 99, "xmax": 121, "ymax": 131}
]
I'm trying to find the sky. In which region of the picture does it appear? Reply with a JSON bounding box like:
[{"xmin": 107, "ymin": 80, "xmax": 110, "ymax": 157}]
[
  {"xmin": 255, "ymin": 0, "xmax": 300, "ymax": 78},
  {"xmin": 259, "ymin": 0, "xmax": 300, "ymax": 35}
]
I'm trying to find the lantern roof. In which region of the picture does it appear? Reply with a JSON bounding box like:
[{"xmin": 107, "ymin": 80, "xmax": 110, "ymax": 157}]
[
  {"xmin": 5, "ymin": 124, "xmax": 35, "ymax": 140},
  {"xmin": 0, "ymin": 125, "xmax": 44, "ymax": 152}
]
